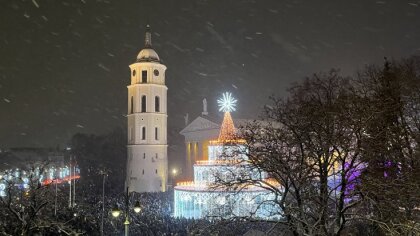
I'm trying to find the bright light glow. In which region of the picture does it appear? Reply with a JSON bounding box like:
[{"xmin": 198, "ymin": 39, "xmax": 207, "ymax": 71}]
[
  {"xmin": 134, "ymin": 201, "xmax": 141, "ymax": 213},
  {"xmin": 112, "ymin": 207, "xmax": 121, "ymax": 217},
  {"xmin": 0, "ymin": 165, "xmax": 80, "ymax": 196},
  {"xmin": 174, "ymin": 143, "xmax": 281, "ymax": 219},
  {"xmin": 217, "ymin": 92, "xmax": 237, "ymax": 112},
  {"xmin": 173, "ymin": 107, "xmax": 280, "ymax": 219},
  {"xmin": 172, "ymin": 169, "xmax": 178, "ymax": 175}
]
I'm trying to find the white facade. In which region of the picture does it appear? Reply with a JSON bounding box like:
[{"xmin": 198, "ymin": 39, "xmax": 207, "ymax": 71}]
[{"xmin": 126, "ymin": 26, "xmax": 168, "ymax": 192}]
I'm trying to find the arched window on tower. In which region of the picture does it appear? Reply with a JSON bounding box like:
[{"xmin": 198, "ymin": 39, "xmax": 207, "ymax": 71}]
[
  {"xmin": 130, "ymin": 96, "xmax": 134, "ymax": 114},
  {"xmin": 155, "ymin": 127, "xmax": 158, "ymax": 140},
  {"xmin": 141, "ymin": 95, "xmax": 146, "ymax": 112},
  {"xmin": 155, "ymin": 96, "xmax": 160, "ymax": 112},
  {"xmin": 142, "ymin": 70, "xmax": 147, "ymax": 83},
  {"xmin": 142, "ymin": 127, "xmax": 146, "ymax": 140}
]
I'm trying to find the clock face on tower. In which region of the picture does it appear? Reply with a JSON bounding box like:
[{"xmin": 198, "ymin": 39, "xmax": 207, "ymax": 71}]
[{"xmin": 154, "ymin": 69, "xmax": 159, "ymax": 76}]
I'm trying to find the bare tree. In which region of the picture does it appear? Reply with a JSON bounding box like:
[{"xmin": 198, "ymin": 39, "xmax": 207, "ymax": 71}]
[
  {"xmin": 214, "ymin": 57, "xmax": 420, "ymax": 235},
  {"xmin": 355, "ymin": 57, "xmax": 420, "ymax": 235},
  {"xmin": 214, "ymin": 70, "xmax": 366, "ymax": 235},
  {"xmin": 0, "ymin": 164, "xmax": 81, "ymax": 235}
]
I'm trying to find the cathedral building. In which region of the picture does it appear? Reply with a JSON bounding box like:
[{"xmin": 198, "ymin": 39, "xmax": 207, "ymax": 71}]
[
  {"xmin": 126, "ymin": 26, "xmax": 168, "ymax": 192},
  {"xmin": 180, "ymin": 99, "xmax": 248, "ymax": 180}
]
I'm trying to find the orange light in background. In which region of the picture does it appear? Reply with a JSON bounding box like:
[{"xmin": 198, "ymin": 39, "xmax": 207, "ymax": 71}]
[{"xmin": 42, "ymin": 175, "xmax": 80, "ymax": 186}]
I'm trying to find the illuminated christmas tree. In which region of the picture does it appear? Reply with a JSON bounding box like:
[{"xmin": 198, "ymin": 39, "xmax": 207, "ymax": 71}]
[{"xmin": 174, "ymin": 92, "xmax": 280, "ymax": 219}]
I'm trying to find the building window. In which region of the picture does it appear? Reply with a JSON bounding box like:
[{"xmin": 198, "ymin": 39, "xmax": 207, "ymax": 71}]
[
  {"xmin": 141, "ymin": 96, "xmax": 146, "ymax": 112},
  {"xmin": 142, "ymin": 169, "xmax": 144, "ymax": 175},
  {"xmin": 155, "ymin": 153, "xmax": 158, "ymax": 159},
  {"xmin": 155, "ymin": 96, "xmax": 160, "ymax": 112},
  {"xmin": 143, "ymin": 153, "xmax": 146, "ymax": 159},
  {"xmin": 132, "ymin": 70, "xmax": 136, "ymax": 76},
  {"xmin": 142, "ymin": 127, "xmax": 146, "ymax": 140},
  {"xmin": 155, "ymin": 169, "xmax": 158, "ymax": 174},
  {"xmin": 142, "ymin": 70, "xmax": 147, "ymax": 83},
  {"xmin": 130, "ymin": 96, "xmax": 134, "ymax": 114},
  {"xmin": 155, "ymin": 127, "xmax": 158, "ymax": 140}
]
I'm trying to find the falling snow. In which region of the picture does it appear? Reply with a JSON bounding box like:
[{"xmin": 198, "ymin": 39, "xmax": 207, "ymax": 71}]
[{"xmin": 0, "ymin": 0, "xmax": 418, "ymax": 159}]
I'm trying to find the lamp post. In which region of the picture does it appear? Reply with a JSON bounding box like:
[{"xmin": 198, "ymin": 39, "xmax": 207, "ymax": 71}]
[
  {"xmin": 111, "ymin": 187, "xmax": 141, "ymax": 236},
  {"xmin": 99, "ymin": 168, "xmax": 109, "ymax": 236}
]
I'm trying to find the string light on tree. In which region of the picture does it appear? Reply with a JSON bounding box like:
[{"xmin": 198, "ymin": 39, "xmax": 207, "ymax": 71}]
[{"xmin": 217, "ymin": 92, "xmax": 237, "ymax": 112}]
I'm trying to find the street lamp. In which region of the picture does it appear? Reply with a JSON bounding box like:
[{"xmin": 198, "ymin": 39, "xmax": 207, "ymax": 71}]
[
  {"xmin": 111, "ymin": 204, "xmax": 121, "ymax": 218},
  {"xmin": 171, "ymin": 168, "xmax": 179, "ymax": 188},
  {"xmin": 111, "ymin": 187, "xmax": 141, "ymax": 236},
  {"xmin": 99, "ymin": 169, "xmax": 109, "ymax": 236},
  {"xmin": 133, "ymin": 201, "xmax": 141, "ymax": 213}
]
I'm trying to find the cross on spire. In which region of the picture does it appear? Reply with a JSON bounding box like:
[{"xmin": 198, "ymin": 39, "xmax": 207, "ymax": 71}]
[{"xmin": 145, "ymin": 24, "xmax": 152, "ymax": 48}]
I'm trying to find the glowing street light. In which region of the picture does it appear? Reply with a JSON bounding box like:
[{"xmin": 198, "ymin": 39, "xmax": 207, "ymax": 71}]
[
  {"xmin": 111, "ymin": 187, "xmax": 141, "ymax": 236},
  {"xmin": 171, "ymin": 168, "xmax": 179, "ymax": 188},
  {"xmin": 133, "ymin": 201, "xmax": 141, "ymax": 213},
  {"xmin": 111, "ymin": 204, "xmax": 121, "ymax": 218}
]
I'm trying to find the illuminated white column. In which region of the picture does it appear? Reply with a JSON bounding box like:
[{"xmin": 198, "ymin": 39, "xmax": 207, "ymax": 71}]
[{"xmin": 126, "ymin": 25, "xmax": 168, "ymax": 193}]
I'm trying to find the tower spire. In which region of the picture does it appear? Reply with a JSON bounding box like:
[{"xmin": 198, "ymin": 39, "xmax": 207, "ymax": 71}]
[{"xmin": 145, "ymin": 24, "xmax": 152, "ymax": 48}]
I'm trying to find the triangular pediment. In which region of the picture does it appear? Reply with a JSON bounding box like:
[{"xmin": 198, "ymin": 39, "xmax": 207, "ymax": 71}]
[{"xmin": 180, "ymin": 116, "xmax": 220, "ymax": 135}]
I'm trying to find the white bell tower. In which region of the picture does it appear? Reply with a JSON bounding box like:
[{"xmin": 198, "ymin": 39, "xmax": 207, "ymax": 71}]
[{"xmin": 126, "ymin": 25, "xmax": 168, "ymax": 192}]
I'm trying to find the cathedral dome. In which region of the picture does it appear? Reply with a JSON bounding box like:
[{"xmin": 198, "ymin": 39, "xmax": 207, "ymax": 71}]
[
  {"xmin": 137, "ymin": 48, "xmax": 160, "ymax": 62},
  {"xmin": 136, "ymin": 25, "xmax": 160, "ymax": 63}
]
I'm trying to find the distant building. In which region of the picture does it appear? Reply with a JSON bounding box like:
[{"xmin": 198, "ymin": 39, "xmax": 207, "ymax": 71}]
[
  {"xmin": 0, "ymin": 147, "xmax": 80, "ymax": 198},
  {"xmin": 0, "ymin": 147, "xmax": 67, "ymax": 171},
  {"xmin": 179, "ymin": 114, "xmax": 220, "ymax": 180}
]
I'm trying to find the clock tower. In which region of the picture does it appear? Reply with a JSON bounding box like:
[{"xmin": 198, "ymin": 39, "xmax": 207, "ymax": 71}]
[{"xmin": 126, "ymin": 25, "xmax": 168, "ymax": 192}]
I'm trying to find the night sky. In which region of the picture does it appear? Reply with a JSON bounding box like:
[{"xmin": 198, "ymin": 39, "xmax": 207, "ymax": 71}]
[{"xmin": 1, "ymin": 0, "xmax": 419, "ymax": 160}]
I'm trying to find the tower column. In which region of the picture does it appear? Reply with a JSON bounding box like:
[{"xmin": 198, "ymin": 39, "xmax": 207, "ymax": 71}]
[{"xmin": 126, "ymin": 26, "xmax": 168, "ymax": 193}]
